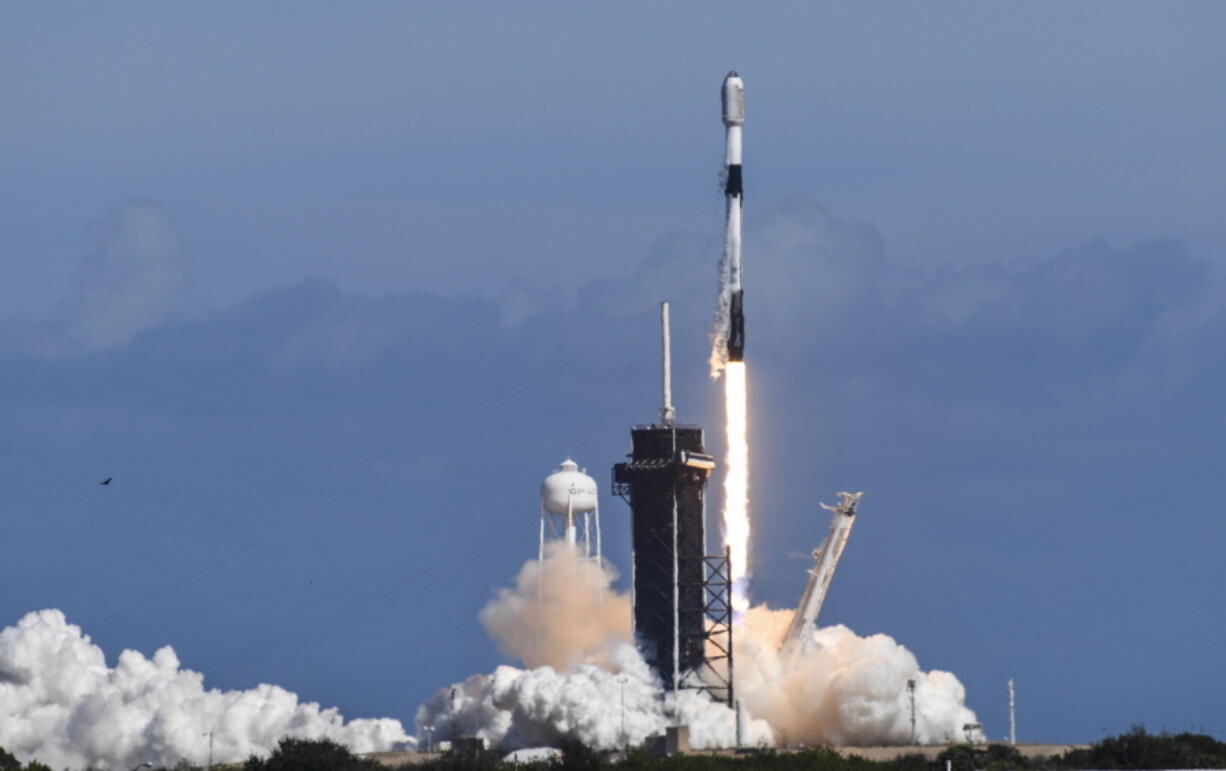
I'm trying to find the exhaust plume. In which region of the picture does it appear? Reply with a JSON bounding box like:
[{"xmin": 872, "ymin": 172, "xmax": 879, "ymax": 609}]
[
  {"xmin": 420, "ymin": 544, "xmax": 980, "ymax": 751},
  {"xmin": 479, "ymin": 541, "xmax": 632, "ymax": 670},
  {"xmin": 422, "ymin": 544, "xmax": 773, "ymax": 750},
  {"xmin": 722, "ymin": 361, "xmax": 751, "ymax": 613},
  {"xmin": 730, "ymin": 605, "xmax": 983, "ymax": 746}
]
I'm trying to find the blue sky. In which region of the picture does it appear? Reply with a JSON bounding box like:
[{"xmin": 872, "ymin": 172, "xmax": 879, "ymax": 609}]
[{"xmin": 3, "ymin": 1, "xmax": 1226, "ymax": 744}]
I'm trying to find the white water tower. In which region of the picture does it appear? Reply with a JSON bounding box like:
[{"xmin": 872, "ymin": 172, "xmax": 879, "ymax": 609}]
[{"xmin": 540, "ymin": 458, "xmax": 601, "ymax": 566}]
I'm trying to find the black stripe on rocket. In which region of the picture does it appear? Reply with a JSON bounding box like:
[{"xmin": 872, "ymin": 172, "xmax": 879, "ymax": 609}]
[{"xmin": 725, "ymin": 164, "xmax": 743, "ymax": 197}]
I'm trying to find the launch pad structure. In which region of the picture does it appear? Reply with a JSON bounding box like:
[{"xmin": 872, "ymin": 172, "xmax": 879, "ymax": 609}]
[
  {"xmin": 780, "ymin": 492, "xmax": 863, "ymax": 662},
  {"xmin": 613, "ymin": 303, "xmax": 734, "ymax": 707}
]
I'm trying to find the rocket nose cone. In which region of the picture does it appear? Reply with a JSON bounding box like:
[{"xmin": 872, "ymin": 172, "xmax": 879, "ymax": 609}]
[{"xmin": 722, "ymin": 72, "xmax": 745, "ymax": 125}]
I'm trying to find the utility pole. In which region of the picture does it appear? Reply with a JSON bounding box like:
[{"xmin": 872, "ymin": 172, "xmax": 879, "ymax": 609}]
[
  {"xmin": 203, "ymin": 731, "xmax": 213, "ymax": 771},
  {"xmin": 1008, "ymin": 679, "xmax": 1016, "ymax": 745},
  {"xmin": 907, "ymin": 679, "xmax": 917, "ymax": 745},
  {"xmin": 620, "ymin": 676, "xmax": 627, "ymax": 750}
]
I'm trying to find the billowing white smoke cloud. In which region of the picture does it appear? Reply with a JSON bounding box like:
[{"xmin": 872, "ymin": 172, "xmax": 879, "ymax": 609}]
[
  {"xmin": 420, "ymin": 544, "xmax": 772, "ymax": 750},
  {"xmin": 416, "ymin": 642, "xmax": 769, "ymax": 752},
  {"xmin": 418, "ymin": 544, "xmax": 980, "ymax": 751},
  {"xmin": 0, "ymin": 610, "xmax": 412, "ymax": 769},
  {"xmin": 733, "ymin": 606, "xmax": 981, "ymax": 746}
]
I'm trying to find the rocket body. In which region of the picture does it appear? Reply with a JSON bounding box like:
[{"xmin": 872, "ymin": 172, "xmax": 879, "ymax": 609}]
[{"xmin": 722, "ymin": 72, "xmax": 746, "ymax": 362}]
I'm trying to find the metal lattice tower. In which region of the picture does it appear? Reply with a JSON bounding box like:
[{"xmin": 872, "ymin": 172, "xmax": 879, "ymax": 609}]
[{"xmin": 610, "ymin": 301, "xmax": 733, "ymax": 706}]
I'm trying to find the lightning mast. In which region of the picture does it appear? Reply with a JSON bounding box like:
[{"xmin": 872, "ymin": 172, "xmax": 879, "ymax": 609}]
[
  {"xmin": 779, "ymin": 492, "xmax": 864, "ymax": 661},
  {"xmin": 1008, "ymin": 679, "xmax": 1016, "ymax": 745}
]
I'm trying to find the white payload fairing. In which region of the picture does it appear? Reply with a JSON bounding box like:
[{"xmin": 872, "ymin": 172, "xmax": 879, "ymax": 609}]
[
  {"xmin": 722, "ymin": 71, "xmax": 746, "ymax": 362},
  {"xmin": 780, "ymin": 492, "xmax": 864, "ymax": 661}
]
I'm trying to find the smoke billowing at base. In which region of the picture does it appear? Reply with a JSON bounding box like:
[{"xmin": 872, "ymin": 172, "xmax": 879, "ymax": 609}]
[
  {"xmin": 0, "ymin": 610, "xmax": 412, "ymax": 769},
  {"xmin": 0, "ymin": 547, "xmax": 981, "ymax": 765},
  {"xmin": 418, "ymin": 543, "xmax": 981, "ymax": 751}
]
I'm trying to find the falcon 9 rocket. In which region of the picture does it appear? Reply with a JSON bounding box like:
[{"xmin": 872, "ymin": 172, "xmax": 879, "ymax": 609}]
[{"xmin": 722, "ymin": 72, "xmax": 746, "ymax": 362}]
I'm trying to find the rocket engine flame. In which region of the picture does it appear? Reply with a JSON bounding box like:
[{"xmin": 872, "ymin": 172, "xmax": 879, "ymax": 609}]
[{"xmin": 723, "ymin": 361, "xmax": 751, "ymax": 613}]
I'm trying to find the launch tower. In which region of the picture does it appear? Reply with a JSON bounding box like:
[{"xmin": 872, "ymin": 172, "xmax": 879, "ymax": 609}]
[{"xmin": 613, "ymin": 303, "xmax": 734, "ymax": 704}]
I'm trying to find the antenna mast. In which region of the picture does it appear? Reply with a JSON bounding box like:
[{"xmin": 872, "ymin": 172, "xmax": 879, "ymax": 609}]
[
  {"xmin": 1008, "ymin": 678, "xmax": 1016, "ymax": 745},
  {"xmin": 660, "ymin": 301, "xmax": 675, "ymax": 425}
]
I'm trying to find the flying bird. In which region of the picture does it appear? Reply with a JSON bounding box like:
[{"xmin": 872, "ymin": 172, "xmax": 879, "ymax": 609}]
[{"xmin": 100, "ymin": 477, "xmax": 112, "ymax": 486}]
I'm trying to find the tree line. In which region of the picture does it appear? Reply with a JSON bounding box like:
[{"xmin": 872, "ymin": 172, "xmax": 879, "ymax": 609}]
[{"xmin": 4, "ymin": 725, "xmax": 1226, "ymax": 771}]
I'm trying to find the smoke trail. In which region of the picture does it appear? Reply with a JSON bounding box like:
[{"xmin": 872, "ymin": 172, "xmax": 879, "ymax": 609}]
[
  {"xmin": 709, "ymin": 287, "xmax": 731, "ymax": 376},
  {"xmin": 420, "ymin": 545, "xmax": 979, "ymax": 751},
  {"xmin": 722, "ymin": 362, "xmax": 751, "ymax": 613},
  {"xmin": 0, "ymin": 610, "xmax": 412, "ymax": 769},
  {"xmin": 709, "ymin": 161, "xmax": 738, "ymax": 378}
]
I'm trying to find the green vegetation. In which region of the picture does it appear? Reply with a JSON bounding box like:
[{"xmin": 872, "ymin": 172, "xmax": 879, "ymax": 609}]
[
  {"xmin": 0, "ymin": 745, "xmax": 51, "ymax": 771},
  {"xmin": 243, "ymin": 737, "xmax": 385, "ymax": 771},
  {"xmin": 407, "ymin": 728, "xmax": 1226, "ymax": 771},
  {"xmin": 1059, "ymin": 725, "xmax": 1226, "ymax": 770},
  {"xmin": 4, "ymin": 726, "xmax": 1226, "ymax": 771},
  {"xmin": 599, "ymin": 746, "xmax": 888, "ymax": 771}
]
